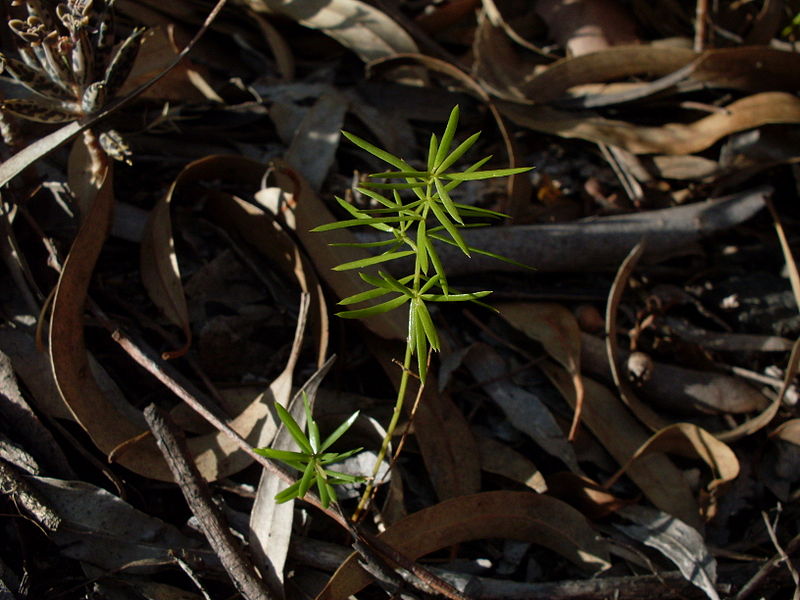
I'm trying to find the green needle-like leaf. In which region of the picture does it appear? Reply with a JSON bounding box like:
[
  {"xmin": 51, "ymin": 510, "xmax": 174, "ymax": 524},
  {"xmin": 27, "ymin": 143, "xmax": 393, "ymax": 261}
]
[
  {"xmin": 428, "ymin": 200, "xmax": 469, "ymax": 256},
  {"xmin": 342, "ymin": 130, "xmax": 413, "ymax": 171},
  {"xmin": 435, "ymin": 131, "xmax": 481, "ymax": 175},
  {"xmin": 338, "ymin": 286, "xmax": 393, "ymax": 306},
  {"xmin": 426, "ymin": 241, "xmax": 449, "ymax": 294},
  {"xmin": 274, "ymin": 481, "xmax": 301, "ymax": 504},
  {"xmin": 332, "ymin": 249, "xmax": 415, "ymax": 271},
  {"xmin": 253, "ymin": 447, "xmax": 308, "ymax": 464},
  {"xmin": 415, "ymin": 299, "xmax": 439, "ymax": 351},
  {"xmin": 427, "ymin": 133, "xmax": 438, "ymax": 172},
  {"xmin": 273, "ymin": 402, "xmax": 313, "ymax": 455},
  {"xmin": 336, "ymin": 294, "xmax": 409, "ymax": 319},
  {"xmin": 433, "ymin": 105, "xmax": 460, "ymax": 169},
  {"xmin": 298, "ymin": 460, "xmax": 316, "ymax": 498},
  {"xmin": 311, "ymin": 216, "xmax": 412, "ymax": 232},
  {"xmin": 305, "ymin": 396, "xmax": 320, "ymax": 453},
  {"xmin": 442, "ymin": 166, "xmax": 533, "ymax": 181},
  {"xmin": 417, "ymin": 219, "xmax": 429, "ymax": 274},
  {"xmin": 434, "ymin": 176, "xmax": 463, "ymax": 225},
  {"xmin": 320, "ymin": 410, "xmax": 361, "ymax": 452},
  {"xmin": 422, "ymin": 290, "xmax": 492, "ymax": 302}
]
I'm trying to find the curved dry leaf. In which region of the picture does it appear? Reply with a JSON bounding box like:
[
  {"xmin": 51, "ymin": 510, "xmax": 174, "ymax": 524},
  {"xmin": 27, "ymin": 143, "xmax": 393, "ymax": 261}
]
[
  {"xmin": 606, "ymin": 242, "xmax": 670, "ymax": 431},
  {"xmin": 476, "ymin": 434, "xmax": 547, "ymax": 493},
  {"xmin": 49, "ymin": 163, "xmax": 156, "ymax": 469},
  {"xmin": 541, "ymin": 362, "xmax": 702, "ymax": 530},
  {"xmin": 140, "ymin": 176, "xmax": 192, "ymax": 359},
  {"xmin": 463, "ymin": 343, "xmax": 581, "ymax": 473},
  {"xmin": 258, "ymin": 159, "xmax": 407, "ymax": 341},
  {"xmin": 415, "ymin": 384, "xmax": 482, "ymax": 500},
  {"xmin": 715, "ymin": 337, "xmax": 800, "ymax": 443},
  {"xmin": 771, "ymin": 419, "xmax": 800, "ymax": 445},
  {"xmin": 52, "ymin": 155, "xmax": 326, "ymax": 482},
  {"xmin": 519, "ymin": 44, "xmax": 695, "ymax": 104},
  {"xmin": 317, "ymin": 491, "xmax": 610, "ymax": 600},
  {"xmin": 546, "ymin": 471, "xmax": 631, "ymax": 520},
  {"xmin": 499, "ymin": 92, "xmax": 800, "ymax": 155},
  {"xmin": 498, "ymin": 302, "xmax": 585, "ymax": 440},
  {"xmin": 252, "ymin": 11, "xmax": 295, "ymax": 81},
  {"xmin": 252, "ymin": 0, "xmax": 418, "ymax": 62},
  {"xmin": 605, "ymin": 423, "xmax": 739, "ymax": 519},
  {"xmin": 285, "ymin": 90, "xmax": 349, "ymax": 191},
  {"xmin": 615, "ymin": 505, "xmax": 720, "ymax": 600},
  {"xmin": 534, "ymin": 0, "xmax": 640, "ymax": 57}
]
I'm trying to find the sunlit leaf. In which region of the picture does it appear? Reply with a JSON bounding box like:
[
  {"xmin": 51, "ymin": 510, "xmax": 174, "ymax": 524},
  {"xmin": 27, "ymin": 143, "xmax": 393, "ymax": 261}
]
[
  {"xmin": 305, "ymin": 395, "xmax": 320, "ymax": 453},
  {"xmin": 311, "ymin": 215, "xmax": 413, "ymax": 232},
  {"xmin": 415, "ymin": 299, "xmax": 440, "ymax": 352},
  {"xmin": 427, "ymin": 133, "xmax": 438, "ymax": 172},
  {"xmin": 336, "ymin": 294, "xmax": 409, "ymax": 319},
  {"xmin": 443, "ymin": 166, "xmax": 533, "ymax": 181},
  {"xmin": 321, "ymin": 410, "xmax": 362, "ymax": 451},
  {"xmin": 332, "ymin": 249, "xmax": 415, "ymax": 271},
  {"xmin": 422, "ymin": 291, "xmax": 493, "ymax": 302},
  {"xmin": 435, "ymin": 132, "xmax": 481, "ymax": 175},
  {"xmin": 274, "ymin": 402, "xmax": 313, "ymax": 455},
  {"xmin": 298, "ymin": 460, "xmax": 316, "ymax": 498},
  {"xmin": 434, "ymin": 105, "xmax": 460, "ymax": 169},
  {"xmin": 274, "ymin": 481, "xmax": 301, "ymax": 504},
  {"xmin": 434, "ymin": 176, "xmax": 463, "ymax": 225},
  {"xmin": 342, "ymin": 131, "xmax": 413, "ymax": 171},
  {"xmin": 428, "ymin": 201, "xmax": 469, "ymax": 256}
]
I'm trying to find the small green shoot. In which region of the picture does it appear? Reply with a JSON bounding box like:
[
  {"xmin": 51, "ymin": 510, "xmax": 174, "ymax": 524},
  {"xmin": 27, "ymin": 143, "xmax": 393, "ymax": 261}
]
[
  {"xmin": 311, "ymin": 105, "xmax": 533, "ymax": 517},
  {"xmin": 254, "ymin": 393, "xmax": 365, "ymax": 509}
]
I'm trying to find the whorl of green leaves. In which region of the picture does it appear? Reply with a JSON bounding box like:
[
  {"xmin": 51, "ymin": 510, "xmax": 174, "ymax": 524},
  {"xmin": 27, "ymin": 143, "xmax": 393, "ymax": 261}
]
[
  {"xmin": 313, "ymin": 105, "xmax": 532, "ymax": 380},
  {"xmin": 254, "ymin": 394, "xmax": 364, "ymax": 508}
]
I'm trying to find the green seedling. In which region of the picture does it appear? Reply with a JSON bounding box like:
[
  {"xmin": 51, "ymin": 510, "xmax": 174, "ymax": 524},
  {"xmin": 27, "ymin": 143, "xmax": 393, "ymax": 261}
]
[
  {"xmin": 312, "ymin": 105, "xmax": 533, "ymax": 516},
  {"xmin": 254, "ymin": 393, "xmax": 364, "ymax": 509}
]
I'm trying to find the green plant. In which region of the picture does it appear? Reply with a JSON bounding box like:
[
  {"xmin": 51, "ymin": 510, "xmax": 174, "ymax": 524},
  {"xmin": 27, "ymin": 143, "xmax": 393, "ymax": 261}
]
[
  {"xmin": 256, "ymin": 106, "xmax": 531, "ymax": 513},
  {"xmin": 254, "ymin": 394, "xmax": 365, "ymax": 509},
  {"xmin": 314, "ymin": 105, "xmax": 532, "ymax": 515}
]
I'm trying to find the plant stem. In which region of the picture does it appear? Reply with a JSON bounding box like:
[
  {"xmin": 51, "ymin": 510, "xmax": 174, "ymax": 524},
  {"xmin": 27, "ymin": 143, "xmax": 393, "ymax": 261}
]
[{"xmin": 353, "ymin": 340, "xmax": 413, "ymax": 520}]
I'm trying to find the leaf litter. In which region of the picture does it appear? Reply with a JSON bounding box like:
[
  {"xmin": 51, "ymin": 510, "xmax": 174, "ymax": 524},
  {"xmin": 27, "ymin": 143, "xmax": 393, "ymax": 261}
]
[{"xmin": 1, "ymin": 0, "xmax": 799, "ymax": 598}]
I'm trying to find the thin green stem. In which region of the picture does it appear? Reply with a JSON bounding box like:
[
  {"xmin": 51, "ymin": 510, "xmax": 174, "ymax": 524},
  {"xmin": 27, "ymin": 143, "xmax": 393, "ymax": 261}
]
[{"xmin": 354, "ymin": 340, "xmax": 413, "ymax": 519}]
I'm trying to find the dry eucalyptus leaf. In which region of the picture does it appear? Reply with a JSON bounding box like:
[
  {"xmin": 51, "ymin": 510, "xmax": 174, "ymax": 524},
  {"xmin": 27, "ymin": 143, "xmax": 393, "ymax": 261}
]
[
  {"xmin": 463, "ymin": 343, "xmax": 582, "ymax": 473},
  {"xmin": 498, "ymin": 302, "xmax": 586, "ymax": 439},
  {"xmin": 248, "ymin": 0, "xmax": 418, "ymax": 62},
  {"xmin": 615, "ymin": 505, "xmax": 719, "ymax": 600},
  {"xmin": 27, "ymin": 475, "xmax": 205, "ymax": 573},
  {"xmin": 317, "ymin": 491, "xmax": 611, "ymax": 600},
  {"xmin": 542, "ymin": 362, "xmax": 702, "ymax": 530},
  {"xmin": 605, "ymin": 423, "xmax": 740, "ymax": 519}
]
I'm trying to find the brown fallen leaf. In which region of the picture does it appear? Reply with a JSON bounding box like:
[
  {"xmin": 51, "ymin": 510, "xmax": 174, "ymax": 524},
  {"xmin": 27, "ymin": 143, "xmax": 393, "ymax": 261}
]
[
  {"xmin": 499, "ymin": 92, "xmax": 800, "ymax": 155},
  {"xmin": 476, "ymin": 434, "xmax": 548, "ymax": 493},
  {"xmin": 604, "ymin": 423, "xmax": 740, "ymax": 520},
  {"xmin": 535, "ymin": 0, "xmax": 640, "ymax": 57},
  {"xmin": 497, "ymin": 302, "xmax": 586, "ymax": 440},
  {"xmin": 316, "ymin": 491, "xmax": 611, "ymax": 600},
  {"xmin": 546, "ymin": 471, "xmax": 632, "ymax": 519},
  {"xmin": 542, "ymin": 362, "xmax": 703, "ymax": 530},
  {"xmin": 246, "ymin": 0, "xmax": 418, "ymax": 62},
  {"xmin": 52, "ymin": 154, "xmax": 327, "ymax": 482},
  {"xmin": 463, "ymin": 343, "xmax": 581, "ymax": 473}
]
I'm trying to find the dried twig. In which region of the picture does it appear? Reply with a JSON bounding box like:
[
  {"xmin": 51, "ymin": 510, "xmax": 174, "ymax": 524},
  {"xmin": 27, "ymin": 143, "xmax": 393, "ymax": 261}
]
[{"xmin": 143, "ymin": 404, "xmax": 272, "ymax": 600}]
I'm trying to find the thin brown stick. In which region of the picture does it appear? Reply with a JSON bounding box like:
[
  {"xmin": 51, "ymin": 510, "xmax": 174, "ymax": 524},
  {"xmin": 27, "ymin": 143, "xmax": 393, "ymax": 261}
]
[
  {"xmin": 143, "ymin": 404, "xmax": 272, "ymax": 600},
  {"xmin": 108, "ymin": 327, "xmax": 349, "ymax": 528},
  {"xmin": 694, "ymin": 0, "xmax": 709, "ymax": 51},
  {"xmin": 736, "ymin": 532, "xmax": 800, "ymax": 600}
]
